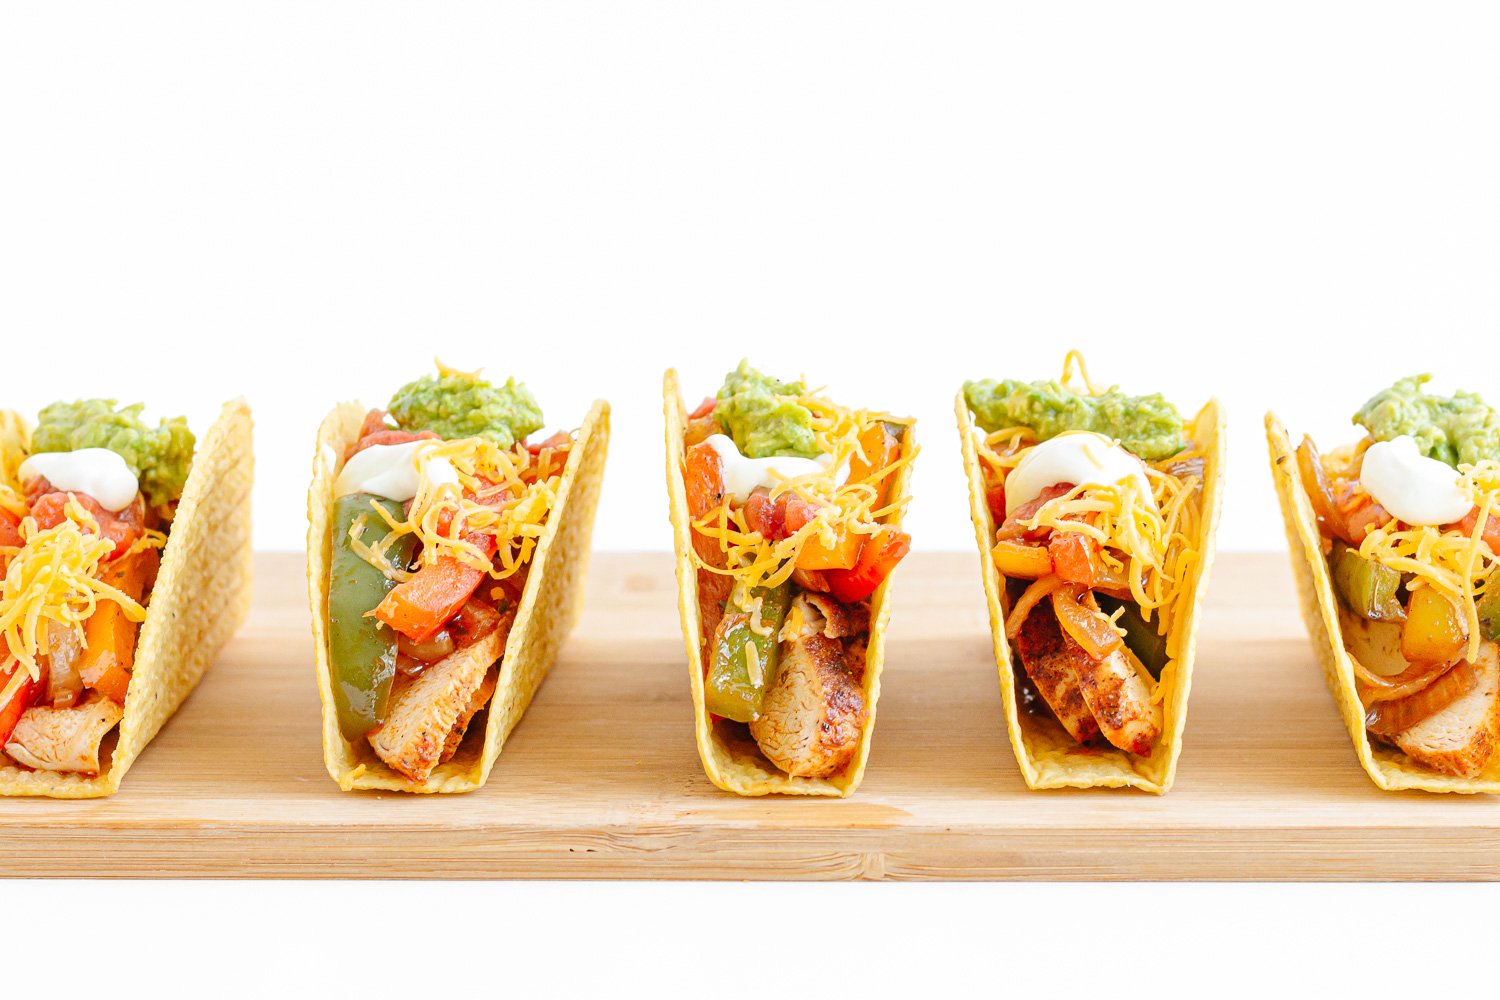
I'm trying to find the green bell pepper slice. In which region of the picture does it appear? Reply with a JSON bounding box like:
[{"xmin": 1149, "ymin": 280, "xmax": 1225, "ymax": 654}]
[
  {"xmin": 327, "ymin": 493, "xmax": 418, "ymax": 741},
  {"xmin": 705, "ymin": 581, "xmax": 792, "ymax": 723}
]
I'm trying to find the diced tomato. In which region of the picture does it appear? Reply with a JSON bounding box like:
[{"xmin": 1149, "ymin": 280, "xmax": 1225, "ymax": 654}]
[
  {"xmin": 355, "ymin": 408, "xmax": 391, "ymax": 441},
  {"xmin": 1345, "ymin": 498, "xmax": 1394, "ymax": 542},
  {"xmin": 779, "ymin": 494, "xmax": 820, "ymax": 534},
  {"xmin": 1048, "ymin": 532, "xmax": 1103, "ymax": 587},
  {"xmin": 0, "ymin": 509, "xmax": 21, "ymax": 549},
  {"xmin": 825, "ymin": 528, "xmax": 911, "ymax": 604},
  {"xmin": 743, "ymin": 489, "xmax": 785, "ymax": 541},
  {"xmin": 526, "ymin": 431, "xmax": 572, "ymax": 455},
  {"xmin": 373, "ymin": 534, "xmax": 499, "ymax": 642},
  {"xmin": 1449, "ymin": 505, "xmax": 1500, "ymax": 553},
  {"xmin": 994, "ymin": 483, "xmax": 1074, "ymax": 542},
  {"xmin": 797, "ymin": 527, "xmax": 863, "ymax": 571},
  {"xmin": 347, "ymin": 428, "xmax": 439, "ymax": 460},
  {"xmin": 848, "ymin": 421, "xmax": 903, "ymax": 511},
  {"xmin": 0, "ymin": 670, "xmax": 39, "ymax": 746},
  {"xmin": 688, "ymin": 398, "xmax": 716, "ymax": 420},
  {"xmin": 30, "ymin": 492, "xmax": 145, "ymax": 560},
  {"xmin": 985, "ymin": 483, "xmax": 1006, "ymax": 524}
]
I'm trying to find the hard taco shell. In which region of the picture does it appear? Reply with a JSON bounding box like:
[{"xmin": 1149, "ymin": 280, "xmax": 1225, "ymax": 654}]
[
  {"xmin": 957, "ymin": 393, "xmax": 1225, "ymax": 793},
  {"xmin": 0, "ymin": 399, "xmax": 255, "ymax": 798},
  {"xmin": 663, "ymin": 369, "xmax": 915, "ymax": 797},
  {"xmin": 307, "ymin": 399, "xmax": 609, "ymax": 793},
  {"xmin": 1265, "ymin": 412, "xmax": 1500, "ymax": 793}
]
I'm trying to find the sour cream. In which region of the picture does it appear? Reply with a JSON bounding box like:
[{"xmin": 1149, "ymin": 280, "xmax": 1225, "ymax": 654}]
[
  {"xmin": 1004, "ymin": 431, "xmax": 1155, "ymax": 516},
  {"xmin": 704, "ymin": 434, "xmax": 833, "ymax": 500},
  {"xmin": 1358, "ymin": 435, "xmax": 1471, "ymax": 526},
  {"xmin": 335, "ymin": 440, "xmax": 458, "ymax": 501},
  {"xmin": 18, "ymin": 449, "xmax": 139, "ymax": 511}
]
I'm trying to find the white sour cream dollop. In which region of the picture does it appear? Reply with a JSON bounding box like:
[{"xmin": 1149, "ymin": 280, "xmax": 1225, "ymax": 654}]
[
  {"xmin": 1358, "ymin": 435, "xmax": 1471, "ymax": 526},
  {"xmin": 335, "ymin": 440, "xmax": 458, "ymax": 501},
  {"xmin": 1004, "ymin": 431, "xmax": 1156, "ymax": 517},
  {"xmin": 19, "ymin": 449, "xmax": 139, "ymax": 512},
  {"xmin": 704, "ymin": 434, "xmax": 833, "ymax": 501}
]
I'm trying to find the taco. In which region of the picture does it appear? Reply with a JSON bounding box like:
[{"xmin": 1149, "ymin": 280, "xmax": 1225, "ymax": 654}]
[
  {"xmin": 664, "ymin": 362, "xmax": 916, "ymax": 797},
  {"xmin": 1268, "ymin": 376, "xmax": 1500, "ymax": 792},
  {"xmin": 0, "ymin": 397, "xmax": 253, "ymax": 798},
  {"xmin": 957, "ymin": 353, "xmax": 1223, "ymax": 793},
  {"xmin": 308, "ymin": 363, "xmax": 608, "ymax": 793}
]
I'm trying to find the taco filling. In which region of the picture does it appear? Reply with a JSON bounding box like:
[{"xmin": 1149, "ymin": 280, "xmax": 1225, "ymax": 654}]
[
  {"xmin": 0, "ymin": 401, "xmax": 194, "ymax": 775},
  {"xmin": 680, "ymin": 362, "xmax": 913, "ymax": 780},
  {"xmin": 324, "ymin": 364, "xmax": 574, "ymax": 784},
  {"xmin": 964, "ymin": 355, "xmax": 1206, "ymax": 759},
  {"xmin": 1289, "ymin": 375, "xmax": 1500, "ymax": 779}
]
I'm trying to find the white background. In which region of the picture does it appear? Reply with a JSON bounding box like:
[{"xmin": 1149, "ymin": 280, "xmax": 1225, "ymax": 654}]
[
  {"xmin": 5, "ymin": 3, "xmax": 1500, "ymax": 557},
  {"xmin": 3, "ymin": 1, "xmax": 1498, "ymax": 990}
]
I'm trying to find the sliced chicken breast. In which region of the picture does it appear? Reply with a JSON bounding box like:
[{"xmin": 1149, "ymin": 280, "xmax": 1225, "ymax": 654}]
[
  {"xmin": 440, "ymin": 669, "xmax": 499, "ymax": 764},
  {"xmin": 1011, "ymin": 602, "xmax": 1100, "ymax": 744},
  {"xmin": 1393, "ymin": 641, "xmax": 1500, "ymax": 778},
  {"xmin": 369, "ymin": 616, "xmax": 510, "ymax": 782},
  {"xmin": 1061, "ymin": 594, "xmax": 1162, "ymax": 756},
  {"xmin": 5, "ymin": 696, "xmax": 123, "ymax": 774},
  {"xmin": 748, "ymin": 596, "xmax": 867, "ymax": 778},
  {"xmin": 801, "ymin": 593, "xmax": 870, "ymax": 640}
]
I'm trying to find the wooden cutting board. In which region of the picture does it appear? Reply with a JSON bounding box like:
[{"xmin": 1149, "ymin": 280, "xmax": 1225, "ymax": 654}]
[{"xmin": 2, "ymin": 553, "xmax": 1496, "ymax": 880}]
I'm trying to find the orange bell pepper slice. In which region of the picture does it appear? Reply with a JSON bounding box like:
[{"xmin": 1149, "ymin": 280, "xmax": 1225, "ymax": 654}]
[
  {"xmin": 78, "ymin": 547, "xmax": 159, "ymax": 704},
  {"xmin": 373, "ymin": 534, "xmax": 498, "ymax": 643}
]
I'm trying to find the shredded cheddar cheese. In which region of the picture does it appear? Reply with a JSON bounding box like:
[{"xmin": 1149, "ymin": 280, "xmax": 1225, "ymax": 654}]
[
  {"xmin": 975, "ymin": 354, "xmax": 1205, "ymax": 657},
  {"xmin": 689, "ymin": 387, "xmax": 914, "ymax": 598},
  {"xmin": 356, "ymin": 434, "xmax": 570, "ymax": 584},
  {"xmin": 0, "ymin": 497, "xmax": 158, "ymax": 698},
  {"xmin": 1355, "ymin": 459, "xmax": 1500, "ymax": 663}
]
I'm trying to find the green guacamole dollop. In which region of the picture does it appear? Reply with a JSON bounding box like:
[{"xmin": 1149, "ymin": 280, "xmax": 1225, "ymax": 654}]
[
  {"xmin": 1353, "ymin": 374, "xmax": 1500, "ymax": 469},
  {"xmin": 388, "ymin": 368, "xmax": 544, "ymax": 449},
  {"xmin": 715, "ymin": 360, "xmax": 818, "ymax": 459},
  {"xmin": 30, "ymin": 399, "xmax": 196, "ymax": 509},
  {"xmin": 963, "ymin": 377, "xmax": 1187, "ymax": 461}
]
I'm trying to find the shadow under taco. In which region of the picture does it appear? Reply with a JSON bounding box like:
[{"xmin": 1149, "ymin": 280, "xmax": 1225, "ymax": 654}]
[
  {"xmin": 307, "ymin": 363, "xmax": 608, "ymax": 793},
  {"xmin": 1268, "ymin": 375, "xmax": 1500, "ymax": 793},
  {"xmin": 957, "ymin": 353, "xmax": 1224, "ymax": 793},
  {"xmin": 0, "ymin": 397, "xmax": 253, "ymax": 798}
]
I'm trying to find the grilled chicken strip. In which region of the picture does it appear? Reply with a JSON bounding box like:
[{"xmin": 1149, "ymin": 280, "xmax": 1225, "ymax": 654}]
[
  {"xmin": 5, "ymin": 696, "xmax": 123, "ymax": 774},
  {"xmin": 748, "ymin": 595, "xmax": 866, "ymax": 778},
  {"xmin": 440, "ymin": 669, "xmax": 499, "ymax": 764},
  {"xmin": 1060, "ymin": 593, "xmax": 1161, "ymax": 756},
  {"xmin": 1393, "ymin": 641, "xmax": 1500, "ymax": 778},
  {"xmin": 370, "ymin": 613, "xmax": 512, "ymax": 782},
  {"xmin": 1011, "ymin": 602, "xmax": 1100, "ymax": 744}
]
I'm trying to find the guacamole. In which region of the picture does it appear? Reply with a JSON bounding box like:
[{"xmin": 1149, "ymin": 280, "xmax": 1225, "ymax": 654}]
[
  {"xmin": 715, "ymin": 361, "xmax": 819, "ymax": 459},
  {"xmin": 1353, "ymin": 375, "xmax": 1500, "ymax": 469},
  {"xmin": 30, "ymin": 399, "xmax": 196, "ymax": 509},
  {"xmin": 964, "ymin": 378, "xmax": 1187, "ymax": 461},
  {"xmin": 388, "ymin": 369, "xmax": 543, "ymax": 449}
]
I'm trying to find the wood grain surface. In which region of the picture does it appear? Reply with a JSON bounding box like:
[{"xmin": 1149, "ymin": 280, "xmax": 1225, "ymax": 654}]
[{"xmin": 1, "ymin": 552, "xmax": 1496, "ymax": 880}]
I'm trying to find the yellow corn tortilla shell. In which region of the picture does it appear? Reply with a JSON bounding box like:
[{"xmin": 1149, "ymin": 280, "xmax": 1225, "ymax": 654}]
[
  {"xmin": 664, "ymin": 369, "xmax": 916, "ymax": 797},
  {"xmin": 958, "ymin": 393, "xmax": 1225, "ymax": 793},
  {"xmin": 1265, "ymin": 412, "xmax": 1500, "ymax": 793},
  {"xmin": 0, "ymin": 400, "xmax": 255, "ymax": 798},
  {"xmin": 308, "ymin": 399, "xmax": 610, "ymax": 793}
]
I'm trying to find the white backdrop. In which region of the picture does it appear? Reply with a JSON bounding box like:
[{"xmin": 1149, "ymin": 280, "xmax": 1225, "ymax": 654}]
[
  {"xmin": 4, "ymin": 3, "xmax": 1498, "ymax": 557},
  {"xmin": 3, "ymin": 2, "xmax": 1498, "ymax": 984}
]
